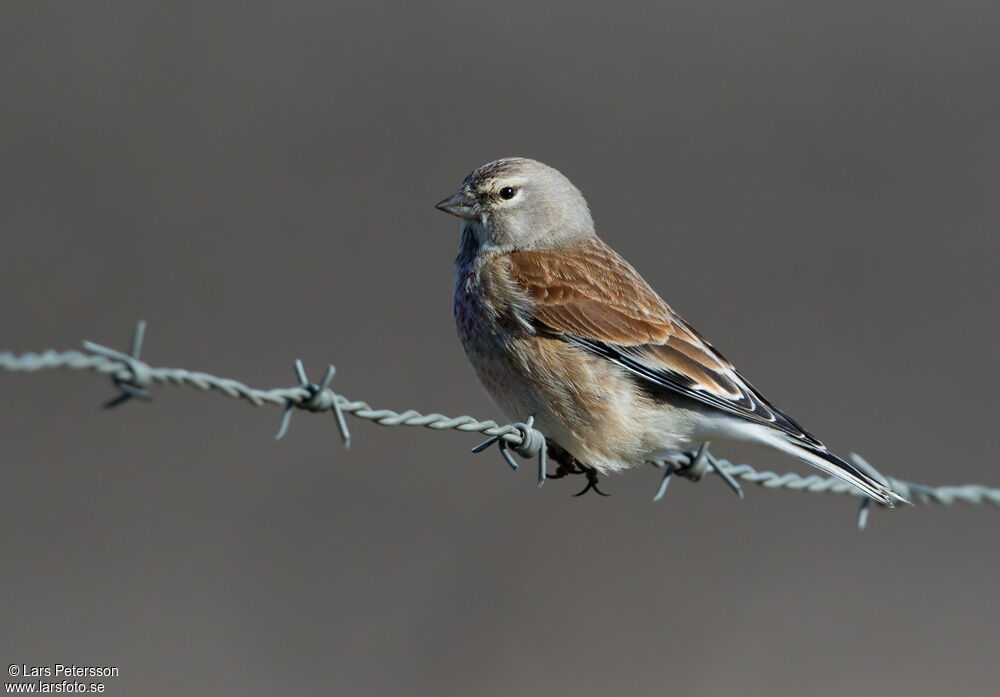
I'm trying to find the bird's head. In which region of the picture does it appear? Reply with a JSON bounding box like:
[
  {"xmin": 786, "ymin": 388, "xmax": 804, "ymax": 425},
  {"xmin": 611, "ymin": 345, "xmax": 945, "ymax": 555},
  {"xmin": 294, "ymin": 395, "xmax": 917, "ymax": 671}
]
[{"xmin": 436, "ymin": 158, "xmax": 594, "ymax": 252}]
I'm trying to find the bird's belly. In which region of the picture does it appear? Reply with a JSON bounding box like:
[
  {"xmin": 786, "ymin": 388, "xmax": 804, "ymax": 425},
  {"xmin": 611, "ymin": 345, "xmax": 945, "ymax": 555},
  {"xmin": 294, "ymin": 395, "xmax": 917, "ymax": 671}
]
[{"xmin": 459, "ymin": 329, "xmax": 698, "ymax": 472}]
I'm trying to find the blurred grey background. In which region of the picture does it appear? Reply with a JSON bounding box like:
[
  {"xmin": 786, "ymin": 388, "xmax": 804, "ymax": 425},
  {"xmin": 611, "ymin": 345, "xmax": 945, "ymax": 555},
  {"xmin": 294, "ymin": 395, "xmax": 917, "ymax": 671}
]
[{"xmin": 1, "ymin": 2, "xmax": 998, "ymax": 695}]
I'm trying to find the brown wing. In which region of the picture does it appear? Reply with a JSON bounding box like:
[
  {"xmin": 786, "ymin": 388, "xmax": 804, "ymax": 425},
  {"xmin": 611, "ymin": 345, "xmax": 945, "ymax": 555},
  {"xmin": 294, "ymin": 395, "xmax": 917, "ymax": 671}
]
[{"xmin": 505, "ymin": 238, "xmax": 820, "ymax": 444}]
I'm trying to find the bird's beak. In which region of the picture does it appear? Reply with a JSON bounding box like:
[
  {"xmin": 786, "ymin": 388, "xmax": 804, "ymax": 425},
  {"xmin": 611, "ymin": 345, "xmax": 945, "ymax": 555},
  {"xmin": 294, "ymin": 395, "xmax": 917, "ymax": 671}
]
[{"xmin": 435, "ymin": 191, "xmax": 478, "ymax": 220}]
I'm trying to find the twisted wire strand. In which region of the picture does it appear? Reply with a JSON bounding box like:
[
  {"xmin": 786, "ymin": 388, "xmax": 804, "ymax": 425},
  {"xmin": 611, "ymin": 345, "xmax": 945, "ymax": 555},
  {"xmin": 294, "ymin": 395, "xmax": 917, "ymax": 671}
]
[
  {"xmin": 713, "ymin": 462, "xmax": 1000, "ymax": 507},
  {"xmin": 3, "ymin": 330, "xmax": 999, "ymax": 512},
  {"xmin": 0, "ymin": 348, "xmax": 527, "ymax": 443}
]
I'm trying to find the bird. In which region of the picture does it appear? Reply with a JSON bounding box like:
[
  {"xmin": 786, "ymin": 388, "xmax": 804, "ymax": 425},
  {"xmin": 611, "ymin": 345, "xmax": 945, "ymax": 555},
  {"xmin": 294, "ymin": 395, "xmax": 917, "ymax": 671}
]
[{"xmin": 435, "ymin": 157, "xmax": 906, "ymax": 506}]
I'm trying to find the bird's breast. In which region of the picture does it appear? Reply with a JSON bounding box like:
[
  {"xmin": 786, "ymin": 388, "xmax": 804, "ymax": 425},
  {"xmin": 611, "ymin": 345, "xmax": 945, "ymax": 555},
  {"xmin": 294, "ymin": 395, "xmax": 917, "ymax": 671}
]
[
  {"xmin": 453, "ymin": 266, "xmax": 489, "ymax": 345},
  {"xmin": 452, "ymin": 256, "xmax": 516, "ymax": 346}
]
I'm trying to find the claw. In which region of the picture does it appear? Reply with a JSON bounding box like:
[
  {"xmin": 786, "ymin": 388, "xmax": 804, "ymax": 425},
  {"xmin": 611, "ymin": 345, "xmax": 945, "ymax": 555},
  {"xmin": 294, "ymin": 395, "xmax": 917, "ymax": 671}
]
[
  {"xmin": 545, "ymin": 458, "xmax": 581, "ymax": 481},
  {"xmin": 573, "ymin": 469, "xmax": 610, "ymax": 497},
  {"xmin": 539, "ymin": 444, "xmax": 610, "ymax": 496}
]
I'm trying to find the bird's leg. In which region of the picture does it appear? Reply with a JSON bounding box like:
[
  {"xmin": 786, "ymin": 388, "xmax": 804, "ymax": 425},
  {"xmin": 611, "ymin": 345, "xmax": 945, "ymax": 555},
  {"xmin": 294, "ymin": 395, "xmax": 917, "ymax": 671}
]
[
  {"xmin": 544, "ymin": 442, "xmax": 582, "ymax": 479},
  {"xmin": 545, "ymin": 442, "xmax": 608, "ymax": 496},
  {"xmin": 544, "ymin": 443, "xmax": 610, "ymax": 496},
  {"xmin": 572, "ymin": 465, "xmax": 610, "ymax": 497}
]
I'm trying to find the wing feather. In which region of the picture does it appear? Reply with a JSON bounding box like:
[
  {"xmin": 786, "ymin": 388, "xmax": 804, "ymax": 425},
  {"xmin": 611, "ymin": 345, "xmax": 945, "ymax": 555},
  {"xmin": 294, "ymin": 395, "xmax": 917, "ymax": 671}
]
[{"xmin": 506, "ymin": 239, "xmax": 821, "ymax": 446}]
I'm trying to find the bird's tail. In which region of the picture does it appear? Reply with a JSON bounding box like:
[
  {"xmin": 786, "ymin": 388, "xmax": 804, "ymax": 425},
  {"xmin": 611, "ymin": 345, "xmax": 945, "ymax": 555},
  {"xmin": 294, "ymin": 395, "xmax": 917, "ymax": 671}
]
[{"xmin": 760, "ymin": 432, "xmax": 909, "ymax": 507}]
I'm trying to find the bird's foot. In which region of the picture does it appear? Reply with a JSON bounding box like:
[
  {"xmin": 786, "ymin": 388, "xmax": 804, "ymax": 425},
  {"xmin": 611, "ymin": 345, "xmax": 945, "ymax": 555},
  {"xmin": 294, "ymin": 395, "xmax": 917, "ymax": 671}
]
[
  {"xmin": 545, "ymin": 462, "xmax": 578, "ymax": 480},
  {"xmin": 572, "ymin": 467, "xmax": 610, "ymax": 497},
  {"xmin": 544, "ymin": 444, "xmax": 610, "ymax": 496}
]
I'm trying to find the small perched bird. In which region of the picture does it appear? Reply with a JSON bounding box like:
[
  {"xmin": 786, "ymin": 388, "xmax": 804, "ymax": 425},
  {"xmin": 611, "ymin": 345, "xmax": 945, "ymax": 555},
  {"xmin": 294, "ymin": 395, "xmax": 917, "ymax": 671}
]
[{"xmin": 436, "ymin": 157, "xmax": 905, "ymax": 506}]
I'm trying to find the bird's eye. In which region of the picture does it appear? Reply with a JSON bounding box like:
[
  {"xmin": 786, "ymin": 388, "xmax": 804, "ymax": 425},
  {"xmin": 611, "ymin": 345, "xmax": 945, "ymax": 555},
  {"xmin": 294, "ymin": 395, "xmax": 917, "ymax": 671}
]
[{"xmin": 499, "ymin": 186, "xmax": 516, "ymax": 200}]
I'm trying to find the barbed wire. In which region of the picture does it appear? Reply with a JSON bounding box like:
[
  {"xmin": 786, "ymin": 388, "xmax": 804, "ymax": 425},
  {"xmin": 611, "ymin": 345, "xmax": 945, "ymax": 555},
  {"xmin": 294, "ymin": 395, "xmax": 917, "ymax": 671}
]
[{"xmin": 2, "ymin": 321, "xmax": 998, "ymax": 529}]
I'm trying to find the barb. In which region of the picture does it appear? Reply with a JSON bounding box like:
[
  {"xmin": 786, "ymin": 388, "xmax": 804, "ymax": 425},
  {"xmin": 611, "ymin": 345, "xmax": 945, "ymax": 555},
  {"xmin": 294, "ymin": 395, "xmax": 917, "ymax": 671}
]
[
  {"xmin": 2, "ymin": 322, "xmax": 999, "ymax": 525},
  {"xmin": 275, "ymin": 359, "xmax": 350, "ymax": 448},
  {"xmin": 83, "ymin": 320, "xmax": 152, "ymax": 408},
  {"xmin": 471, "ymin": 413, "xmax": 547, "ymax": 487}
]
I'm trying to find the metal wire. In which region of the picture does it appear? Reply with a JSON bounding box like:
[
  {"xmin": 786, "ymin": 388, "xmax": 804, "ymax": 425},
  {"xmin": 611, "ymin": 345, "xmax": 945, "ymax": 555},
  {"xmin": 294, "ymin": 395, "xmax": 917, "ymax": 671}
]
[{"xmin": 3, "ymin": 321, "xmax": 999, "ymax": 527}]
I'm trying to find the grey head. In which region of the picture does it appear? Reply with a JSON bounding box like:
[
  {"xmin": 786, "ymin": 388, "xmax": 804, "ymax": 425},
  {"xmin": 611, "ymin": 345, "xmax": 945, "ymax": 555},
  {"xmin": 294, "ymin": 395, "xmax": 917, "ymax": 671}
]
[{"xmin": 435, "ymin": 158, "xmax": 595, "ymax": 253}]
